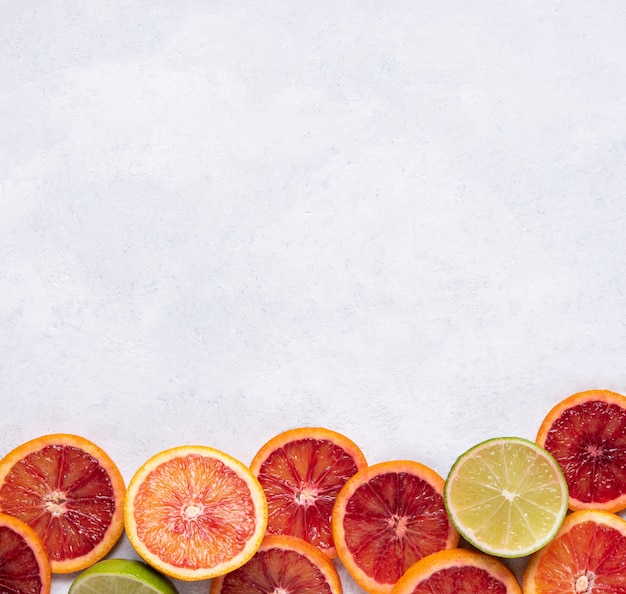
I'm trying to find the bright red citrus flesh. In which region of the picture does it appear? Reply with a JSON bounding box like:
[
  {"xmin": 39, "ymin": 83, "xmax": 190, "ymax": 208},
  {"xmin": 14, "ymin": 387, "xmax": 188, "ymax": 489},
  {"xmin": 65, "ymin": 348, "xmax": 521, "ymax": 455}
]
[
  {"xmin": 542, "ymin": 399, "xmax": 626, "ymax": 506},
  {"xmin": 343, "ymin": 471, "xmax": 453, "ymax": 585},
  {"xmin": 0, "ymin": 513, "xmax": 51, "ymax": 594},
  {"xmin": 0, "ymin": 524, "xmax": 47, "ymax": 594},
  {"xmin": 0, "ymin": 444, "xmax": 117, "ymax": 565},
  {"xmin": 212, "ymin": 536, "xmax": 340, "ymax": 594},
  {"xmin": 408, "ymin": 565, "xmax": 509, "ymax": 594},
  {"xmin": 255, "ymin": 437, "xmax": 363, "ymax": 554}
]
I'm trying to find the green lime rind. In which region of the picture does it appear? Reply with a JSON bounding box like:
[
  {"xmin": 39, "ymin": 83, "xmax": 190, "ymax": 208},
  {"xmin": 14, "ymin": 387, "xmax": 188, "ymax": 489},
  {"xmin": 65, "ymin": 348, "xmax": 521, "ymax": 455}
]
[
  {"xmin": 69, "ymin": 559, "xmax": 179, "ymax": 594},
  {"xmin": 444, "ymin": 436, "xmax": 569, "ymax": 558}
]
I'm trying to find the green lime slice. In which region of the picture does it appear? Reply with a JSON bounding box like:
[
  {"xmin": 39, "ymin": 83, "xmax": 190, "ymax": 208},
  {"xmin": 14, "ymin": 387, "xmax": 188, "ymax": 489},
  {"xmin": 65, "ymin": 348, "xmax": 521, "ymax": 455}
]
[
  {"xmin": 444, "ymin": 436, "xmax": 568, "ymax": 558},
  {"xmin": 69, "ymin": 559, "xmax": 179, "ymax": 594}
]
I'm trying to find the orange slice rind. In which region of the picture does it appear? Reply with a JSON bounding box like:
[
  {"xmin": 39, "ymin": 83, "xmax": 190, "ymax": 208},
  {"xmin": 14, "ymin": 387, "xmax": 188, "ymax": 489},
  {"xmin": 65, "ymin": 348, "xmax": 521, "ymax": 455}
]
[
  {"xmin": 125, "ymin": 445, "xmax": 268, "ymax": 581},
  {"xmin": 0, "ymin": 433, "xmax": 126, "ymax": 573}
]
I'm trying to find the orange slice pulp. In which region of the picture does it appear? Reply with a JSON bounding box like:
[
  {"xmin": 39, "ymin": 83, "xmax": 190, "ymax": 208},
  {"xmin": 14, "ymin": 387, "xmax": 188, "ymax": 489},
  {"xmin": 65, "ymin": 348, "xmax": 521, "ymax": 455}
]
[
  {"xmin": 0, "ymin": 512, "xmax": 51, "ymax": 594},
  {"xmin": 0, "ymin": 433, "xmax": 125, "ymax": 573},
  {"xmin": 250, "ymin": 427, "xmax": 367, "ymax": 558},
  {"xmin": 210, "ymin": 534, "xmax": 342, "ymax": 594},
  {"xmin": 332, "ymin": 460, "xmax": 459, "ymax": 594},
  {"xmin": 124, "ymin": 445, "xmax": 268, "ymax": 581},
  {"xmin": 392, "ymin": 548, "xmax": 521, "ymax": 594},
  {"xmin": 536, "ymin": 389, "xmax": 626, "ymax": 512},
  {"xmin": 523, "ymin": 509, "xmax": 626, "ymax": 593}
]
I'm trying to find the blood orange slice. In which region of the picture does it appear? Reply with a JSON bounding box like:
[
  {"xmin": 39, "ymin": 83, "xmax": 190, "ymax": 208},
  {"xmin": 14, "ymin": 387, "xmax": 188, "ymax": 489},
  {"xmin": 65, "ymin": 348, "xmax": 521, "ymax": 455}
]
[
  {"xmin": 210, "ymin": 534, "xmax": 342, "ymax": 594},
  {"xmin": 0, "ymin": 512, "xmax": 51, "ymax": 594},
  {"xmin": 392, "ymin": 548, "xmax": 522, "ymax": 594},
  {"xmin": 124, "ymin": 445, "xmax": 268, "ymax": 581},
  {"xmin": 0, "ymin": 433, "xmax": 126, "ymax": 573},
  {"xmin": 250, "ymin": 427, "xmax": 367, "ymax": 558},
  {"xmin": 332, "ymin": 460, "xmax": 459, "ymax": 594},
  {"xmin": 536, "ymin": 389, "xmax": 626, "ymax": 512},
  {"xmin": 522, "ymin": 509, "xmax": 626, "ymax": 593}
]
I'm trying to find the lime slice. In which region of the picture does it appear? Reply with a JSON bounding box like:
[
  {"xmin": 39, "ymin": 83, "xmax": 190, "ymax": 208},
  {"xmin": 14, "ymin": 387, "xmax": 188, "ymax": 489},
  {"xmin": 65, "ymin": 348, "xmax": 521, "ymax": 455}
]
[
  {"xmin": 444, "ymin": 437, "xmax": 568, "ymax": 558},
  {"xmin": 69, "ymin": 559, "xmax": 179, "ymax": 594}
]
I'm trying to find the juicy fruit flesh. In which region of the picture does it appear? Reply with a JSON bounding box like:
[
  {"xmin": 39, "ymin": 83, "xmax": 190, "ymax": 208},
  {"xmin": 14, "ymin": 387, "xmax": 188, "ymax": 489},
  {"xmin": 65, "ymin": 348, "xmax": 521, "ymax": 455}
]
[
  {"xmin": 533, "ymin": 521, "xmax": 626, "ymax": 592},
  {"xmin": 0, "ymin": 525, "xmax": 45, "ymax": 594},
  {"xmin": 257, "ymin": 438, "xmax": 361, "ymax": 553},
  {"xmin": 446, "ymin": 440, "xmax": 567, "ymax": 556},
  {"xmin": 133, "ymin": 454, "xmax": 257, "ymax": 570},
  {"xmin": 543, "ymin": 400, "xmax": 626, "ymax": 505},
  {"xmin": 410, "ymin": 565, "xmax": 508, "ymax": 594},
  {"xmin": 218, "ymin": 546, "xmax": 333, "ymax": 594},
  {"xmin": 0, "ymin": 445, "xmax": 116, "ymax": 563},
  {"xmin": 69, "ymin": 559, "xmax": 179, "ymax": 594},
  {"xmin": 343, "ymin": 471, "xmax": 451, "ymax": 585}
]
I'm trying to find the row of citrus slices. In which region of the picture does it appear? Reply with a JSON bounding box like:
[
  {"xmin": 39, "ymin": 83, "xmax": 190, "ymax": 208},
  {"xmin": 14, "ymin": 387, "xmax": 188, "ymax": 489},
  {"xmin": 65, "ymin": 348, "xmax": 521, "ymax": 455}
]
[{"xmin": 0, "ymin": 388, "xmax": 625, "ymax": 594}]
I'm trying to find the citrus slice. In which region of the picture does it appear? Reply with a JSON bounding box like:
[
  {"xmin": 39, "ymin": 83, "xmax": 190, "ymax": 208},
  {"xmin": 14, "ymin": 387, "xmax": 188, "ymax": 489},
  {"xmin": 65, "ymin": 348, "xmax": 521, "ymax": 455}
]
[
  {"xmin": 444, "ymin": 437, "xmax": 568, "ymax": 558},
  {"xmin": 392, "ymin": 548, "xmax": 522, "ymax": 594},
  {"xmin": 0, "ymin": 433, "xmax": 126, "ymax": 573},
  {"xmin": 536, "ymin": 389, "xmax": 626, "ymax": 512},
  {"xmin": 332, "ymin": 460, "xmax": 459, "ymax": 594},
  {"xmin": 249, "ymin": 427, "xmax": 367, "ymax": 558},
  {"xmin": 124, "ymin": 445, "xmax": 268, "ymax": 581},
  {"xmin": 210, "ymin": 534, "xmax": 342, "ymax": 594},
  {"xmin": 0, "ymin": 512, "xmax": 51, "ymax": 594},
  {"xmin": 69, "ymin": 558, "xmax": 179, "ymax": 594},
  {"xmin": 523, "ymin": 509, "xmax": 626, "ymax": 593}
]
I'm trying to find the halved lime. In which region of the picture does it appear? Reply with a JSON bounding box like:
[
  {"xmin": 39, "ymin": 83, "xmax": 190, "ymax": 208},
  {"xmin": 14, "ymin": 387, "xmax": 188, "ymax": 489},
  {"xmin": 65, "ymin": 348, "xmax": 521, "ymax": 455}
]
[
  {"xmin": 69, "ymin": 559, "xmax": 179, "ymax": 594},
  {"xmin": 444, "ymin": 437, "xmax": 568, "ymax": 558}
]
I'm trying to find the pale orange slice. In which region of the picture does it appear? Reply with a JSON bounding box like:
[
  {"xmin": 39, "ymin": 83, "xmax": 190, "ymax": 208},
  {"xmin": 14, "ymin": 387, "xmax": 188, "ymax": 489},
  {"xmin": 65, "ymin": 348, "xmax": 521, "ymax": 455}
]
[
  {"xmin": 0, "ymin": 512, "xmax": 51, "ymax": 594},
  {"xmin": 210, "ymin": 534, "xmax": 342, "ymax": 594},
  {"xmin": 124, "ymin": 445, "xmax": 268, "ymax": 581},
  {"xmin": 392, "ymin": 548, "xmax": 522, "ymax": 594},
  {"xmin": 0, "ymin": 433, "xmax": 126, "ymax": 573},
  {"xmin": 523, "ymin": 509, "xmax": 626, "ymax": 593},
  {"xmin": 536, "ymin": 389, "xmax": 626, "ymax": 512},
  {"xmin": 250, "ymin": 427, "xmax": 367, "ymax": 558},
  {"xmin": 332, "ymin": 460, "xmax": 459, "ymax": 594}
]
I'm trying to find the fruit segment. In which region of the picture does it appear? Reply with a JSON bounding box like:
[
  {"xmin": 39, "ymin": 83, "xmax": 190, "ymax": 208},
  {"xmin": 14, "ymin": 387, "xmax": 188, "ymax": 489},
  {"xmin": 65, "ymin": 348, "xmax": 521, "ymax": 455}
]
[
  {"xmin": 333, "ymin": 460, "xmax": 459, "ymax": 594},
  {"xmin": 125, "ymin": 445, "xmax": 268, "ymax": 581},
  {"xmin": 392, "ymin": 548, "xmax": 522, "ymax": 594},
  {"xmin": 0, "ymin": 512, "xmax": 51, "ymax": 594},
  {"xmin": 211, "ymin": 534, "xmax": 342, "ymax": 594},
  {"xmin": 0, "ymin": 434, "xmax": 126, "ymax": 573},
  {"xmin": 444, "ymin": 437, "xmax": 568, "ymax": 558},
  {"xmin": 250, "ymin": 427, "xmax": 367, "ymax": 558},
  {"xmin": 523, "ymin": 509, "xmax": 626, "ymax": 593},
  {"xmin": 537, "ymin": 389, "xmax": 626, "ymax": 512}
]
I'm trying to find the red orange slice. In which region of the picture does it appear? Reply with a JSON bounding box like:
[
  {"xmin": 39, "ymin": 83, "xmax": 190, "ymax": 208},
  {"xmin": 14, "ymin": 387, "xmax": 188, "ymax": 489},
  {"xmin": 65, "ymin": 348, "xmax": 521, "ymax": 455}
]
[
  {"xmin": 210, "ymin": 534, "xmax": 342, "ymax": 594},
  {"xmin": 332, "ymin": 460, "xmax": 459, "ymax": 594},
  {"xmin": 124, "ymin": 445, "xmax": 268, "ymax": 581},
  {"xmin": 523, "ymin": 509, "xmax": 626, "ymax": 593},
  {"xmin": 0, "ymin": 433, "xmax": 126, "ymax": 573},
  {"xmin": 0, "ymin": 512, "xmax": 51, "ymax": 594},
  {"xmin": 250, "ymin": 427, "xmax": 367, "ymax": 558},
  {"xmin": 392, "ymin": 548, "xmax": 522, "ymax": 594},
  {"xmin": 537, "ymin": 389, "xmax": 626, "ymax": 512}
]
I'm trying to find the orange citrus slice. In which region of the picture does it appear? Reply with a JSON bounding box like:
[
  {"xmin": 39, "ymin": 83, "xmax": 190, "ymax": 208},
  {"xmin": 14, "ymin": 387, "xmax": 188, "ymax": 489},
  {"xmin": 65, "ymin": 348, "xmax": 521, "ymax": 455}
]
[
  {"xmin": 523, "ymin": 509, "xmax": 626, "ymax": 593},
  {"xmin": 392, "ymin": 548, "xmax": 522, "ymax": 594},
  {"xmin": 124, "ymin": 445, "xmax": 268, "ymax": 581},
  {"xmin": 332, "ymin": 460, "xmax": 459, "ymax": 594},
  {"xmin": 0, "ymin": 512, "xmax": 51, "ymax": 594},
  {"xmin": 210, "ymin": 534, "xmax": 342, "ymax": 594},
  {"xmin": 536, "ymin": 389, "xmax": 626, "ymax": 512},
  {"xmin": 0, "ymin": 433, "xmax": 126, "ymax": 573},
  {"xmin": 249, "ymin": 427, "xmax": 367, "ymax": 558}
]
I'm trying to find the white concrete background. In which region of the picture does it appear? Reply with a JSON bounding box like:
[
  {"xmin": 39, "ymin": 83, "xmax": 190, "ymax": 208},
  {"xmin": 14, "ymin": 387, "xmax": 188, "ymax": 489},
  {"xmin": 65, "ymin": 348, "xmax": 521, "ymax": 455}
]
[{"xmin": 2, "ymin": 1, "xmax": 626, "ymax": 592}]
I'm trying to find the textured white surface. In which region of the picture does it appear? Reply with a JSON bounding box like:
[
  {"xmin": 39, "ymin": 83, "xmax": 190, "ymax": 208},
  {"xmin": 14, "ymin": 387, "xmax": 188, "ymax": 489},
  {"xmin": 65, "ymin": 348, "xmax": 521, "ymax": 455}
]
[{"xmin": 2, "ymin": 1, "xmax": 626, "ymax": 592}]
